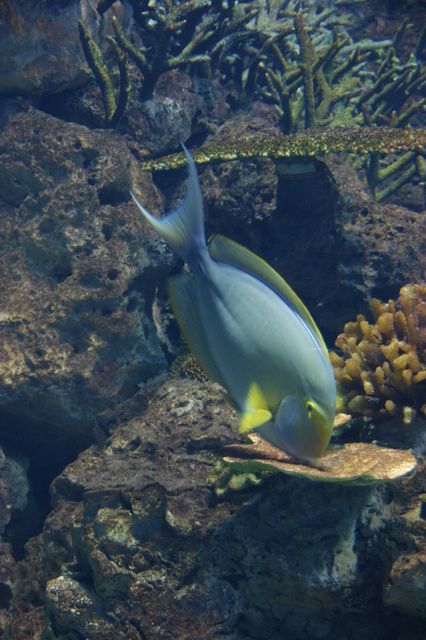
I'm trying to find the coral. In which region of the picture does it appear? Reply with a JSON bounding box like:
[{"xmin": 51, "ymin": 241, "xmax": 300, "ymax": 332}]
[
  {"xmin": 77, "ymin": 0, "xmax": 261, "ymax": 125},
  {"xmin": 171, "ymin": 348, "xmax": 209, "ymax": 383},
  {"xmin": 259, "ymin": 13, "xmax": 367, "ymax": 134},
  {"xmin": 207, "ymin": 459, "xmax": 268, "ymax": 497},
  {"xmin": 217, "ymin": 433, "xmax": 417, "ymax": 485},
  {"xmin": 78, "ymin": 19, "xmax": 130, "ymax": 128},
  {"xmin": 254, "ymin": 12, "xmax": 426, "ymax": 132},
  {"xmin": 77, "ymin": 1, "xmax": 424, "ymax": 200},
  {"xmin": 331, "ymin": 284, "xmax": 426, "ymax": 422},
  {"xmin": 94, "ymin": 0, "xmax": 262, "ymax": 100},
  {"xmin": 138, "ymin": 124, "xmax": 426, "ymax": 171},
  {"xmin": 252, "ymin": 11, "xmax": 426, "ymax": 201}
]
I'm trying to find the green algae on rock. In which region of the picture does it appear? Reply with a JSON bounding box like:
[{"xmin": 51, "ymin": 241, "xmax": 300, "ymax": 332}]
[
  {"xmin": 217, "ymin": 433, "xmax": 417, "ymax": 486},
  {"xmin": 139, "ymin": 125, "xmax": 426, "ymax": 171}
]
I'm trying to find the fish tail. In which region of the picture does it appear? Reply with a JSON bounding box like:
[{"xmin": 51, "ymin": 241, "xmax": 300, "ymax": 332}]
[{"xmin": 131, "ymin": 145, "xmax": 206, "ymax": 266}]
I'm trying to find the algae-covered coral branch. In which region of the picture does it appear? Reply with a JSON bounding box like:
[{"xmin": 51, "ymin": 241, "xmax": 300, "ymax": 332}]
[
  {"xmin": 78, "ymin": 20, "xmax": 130, "ymax": 128},
  {"xmin": 139, "ymin": 125, "xmax": 426, "ymax": 171},
  {"xmin": 331, "ymin": 284, "xmax": 426, "ymax": 423}
]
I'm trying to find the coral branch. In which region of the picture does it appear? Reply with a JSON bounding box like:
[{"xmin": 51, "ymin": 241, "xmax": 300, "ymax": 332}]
[
  {"xmin": 78, "ymin": 20, "xmax": 130, "ymax": 128},
  {"xmin": 294, "ymin": 13, "xmax": 316, "ymax": 130},
  {"xmin": 139, "ymin": 126, "xmax": 426, "ymax": 171},
  {"xmin": 78, "ymin": 20, "xmax": 116, "ymax": 125}
]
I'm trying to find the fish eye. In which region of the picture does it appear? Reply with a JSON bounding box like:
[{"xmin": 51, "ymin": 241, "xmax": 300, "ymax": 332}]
[{"xmin": 305, "ymin": 401, "xmax": 315, "ymax": 414}]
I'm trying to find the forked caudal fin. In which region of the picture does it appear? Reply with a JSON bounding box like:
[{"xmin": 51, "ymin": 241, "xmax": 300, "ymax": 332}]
[{"xmin": 131, "ymin": 145, "xmax": 206, "ymax": 267}]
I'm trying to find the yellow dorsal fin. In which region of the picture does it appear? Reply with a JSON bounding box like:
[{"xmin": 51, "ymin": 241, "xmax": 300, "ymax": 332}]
[{"xmin": 238, "ymin": 383, "xmax": 273, "ymax": 434}]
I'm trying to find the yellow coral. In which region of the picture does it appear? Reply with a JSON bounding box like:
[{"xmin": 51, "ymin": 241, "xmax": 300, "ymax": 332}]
[{"xmin": 332, "ymin": 284, "xmax": 426, "ymax": 422}]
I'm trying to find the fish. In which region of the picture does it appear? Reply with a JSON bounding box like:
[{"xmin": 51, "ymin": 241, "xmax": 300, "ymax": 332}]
[{"xmin": 131, "ymin": 146, "xmax": 337, "ymax": 462}]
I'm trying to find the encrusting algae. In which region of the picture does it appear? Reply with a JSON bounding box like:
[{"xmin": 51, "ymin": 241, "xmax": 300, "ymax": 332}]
[{"xmin": 330, "ymin": 284, "xmax": 426, "ymax": 423}]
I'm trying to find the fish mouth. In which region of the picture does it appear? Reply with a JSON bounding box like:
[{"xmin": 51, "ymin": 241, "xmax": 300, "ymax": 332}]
[
  {"xmin": 312, "ymin": 409, "xmax": 334, "ymax": 445},
  {"xmin": 274, "ymin": 395, "xmax": 334, "ymax": 460}
]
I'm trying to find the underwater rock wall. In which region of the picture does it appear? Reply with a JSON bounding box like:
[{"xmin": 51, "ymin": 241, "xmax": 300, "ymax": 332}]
[
  {"xmin": 3, "ymin": 378, "xmax": 425, "ymax": 640},
  {"xmin": 0, "ymin": 0, "xmax": 108, "ymax": 96},
  {"xmin": 0, "ymin": 105, "xmax": 174, "ymax": 438}
]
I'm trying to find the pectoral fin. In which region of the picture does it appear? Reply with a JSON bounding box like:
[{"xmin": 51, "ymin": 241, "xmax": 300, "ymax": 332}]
[{"xmin": 238, "ymin": 383, "xmax": 273, "ymax": 434}]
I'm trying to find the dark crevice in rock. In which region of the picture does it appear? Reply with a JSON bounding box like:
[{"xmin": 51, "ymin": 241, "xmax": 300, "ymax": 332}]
[{"xmin": 0, "ymin": 410, "xmax": 92, "ymax": 559}]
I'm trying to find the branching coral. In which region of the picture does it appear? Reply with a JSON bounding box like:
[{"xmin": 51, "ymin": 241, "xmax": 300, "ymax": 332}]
[
  {"xmin": 78, "ymin": 20, "xmax": 131, "ymax": 127},
  {"xmin": 78, "ymin": 0, "xmax": 263, "ymax": 124},
  {"xmin": 138, "ymin": 125, "xmax": 426, "ymax": 171},
  {"xmin": 258, "ymin": 13, "xmax": 367, "ymax": 133},
  {"xmin": 253, "ymin": 11, "xmax": 426, "ymax": 201},
  {"xmin": 331, "ymin": 284, "xmax": 426, "ymax": 423},
  {"xmin": 77, "ymin": 1, "xmax": 425, "ymax": 201}
]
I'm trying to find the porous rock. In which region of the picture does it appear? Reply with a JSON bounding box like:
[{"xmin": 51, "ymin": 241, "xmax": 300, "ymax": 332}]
[
  {"xmin": 0, "ymin": 104, "xmax": 175, "ymax": 437},
  {"xmin": 3, "ymin": 377, "xmax": 425, "ymax": 640},
  {"xmin": 0, "ymin": 0, "xmax": 100, "ymax": 96}
]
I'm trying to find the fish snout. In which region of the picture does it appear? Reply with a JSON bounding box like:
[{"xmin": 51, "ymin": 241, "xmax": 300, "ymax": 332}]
[{"xmin": 275, "ymin": 395, "xmax": 333, "ymax": 461}]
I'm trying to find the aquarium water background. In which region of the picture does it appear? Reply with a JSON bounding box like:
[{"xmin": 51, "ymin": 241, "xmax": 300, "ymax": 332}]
[{"xmin": 0, "ymin": 1, "xmax": 425, "ymax": 638}]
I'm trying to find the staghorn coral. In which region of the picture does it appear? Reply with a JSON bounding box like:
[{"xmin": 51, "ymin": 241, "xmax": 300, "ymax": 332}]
[
  {"xmin": 78, "ymin": 0, "xmax": 262, "ymax": 126},
  {"xmin": 254, "ymin": 11, "xmax": 426, "ymax": 201},
  {"xmin": 78, "ymin": 19, "xmax": 131, "ymax": 128},
  {"xmin": 331, "ymin": 283, "xmax": 426, "ymax": 423},
  {"xmin": 77, "ymin": 1, "xmax": 425, "ymax": 200},
  {"xmin": 257, "ymin": 13, "xmax": 367, "ymax": 133},
  {"xmin": 139, "ymin": 124, "xmax": 426, "ymax": 171}
]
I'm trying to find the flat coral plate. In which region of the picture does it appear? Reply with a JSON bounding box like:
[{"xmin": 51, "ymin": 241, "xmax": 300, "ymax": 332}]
[{"xmin": 218, "ymin": 433, "xmax": 417, "ymax": 485}]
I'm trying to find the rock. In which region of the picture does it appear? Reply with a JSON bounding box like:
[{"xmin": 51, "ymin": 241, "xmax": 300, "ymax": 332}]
[
  {"xmin": 0, "ymin": 0, "xmax": 100, "ymax": 96},
  {"xmin": 0, "ymin": 446, "xmax": 29, "ymax": 535},
  {"xmin": 0, "ymin": 104, "xmax": 174, "ymax": 440},
  {"xmin": 122, "ymin": 72, "xmax": 231, "ymax": 157},
  {"xmin": 0, "ymin": 542, "xmax": 15, "ymax": 636},
  {"xmin": 2, "ymin": 377, "xmax": 425, "ymax": 640},
  {"xmin": 384, "ymin": 551, "xmax": 426, "ymax": 619},
  {"xmin": 262, "ymin": 154, "xmax": 425, "ymax": 341}
]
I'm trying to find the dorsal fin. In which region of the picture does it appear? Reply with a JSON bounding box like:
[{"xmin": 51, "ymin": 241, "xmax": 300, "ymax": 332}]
[{"xmin": 209, "ymin": 234, "xmax": 329, "ymax": 360}]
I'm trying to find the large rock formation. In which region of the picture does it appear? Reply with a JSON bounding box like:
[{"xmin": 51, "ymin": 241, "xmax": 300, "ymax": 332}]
[{"xmin": 3, "ymin": 377, "xmax": 425, "ymax": 640}]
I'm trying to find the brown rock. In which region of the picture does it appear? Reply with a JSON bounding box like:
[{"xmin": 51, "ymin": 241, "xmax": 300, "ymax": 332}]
[
  {"xmin": 2, "ymin": 377, "xmax": 423, "ymax": 640},
  {"xmin": 384, "ymin": 551, "xmax": 426, "ymax": 619},
  {"xmin": 0, "ymin": 106, "xmax": 174, "ymax": 438},
  {"xmin": 0, "ymin": 0, "xmax": 99, "ymax": 96}
]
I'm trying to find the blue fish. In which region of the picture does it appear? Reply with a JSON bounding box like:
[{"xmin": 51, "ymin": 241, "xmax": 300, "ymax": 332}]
[{"xmin": 132, "ymin": 148, "xmax": 336, "ymax": 461}]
